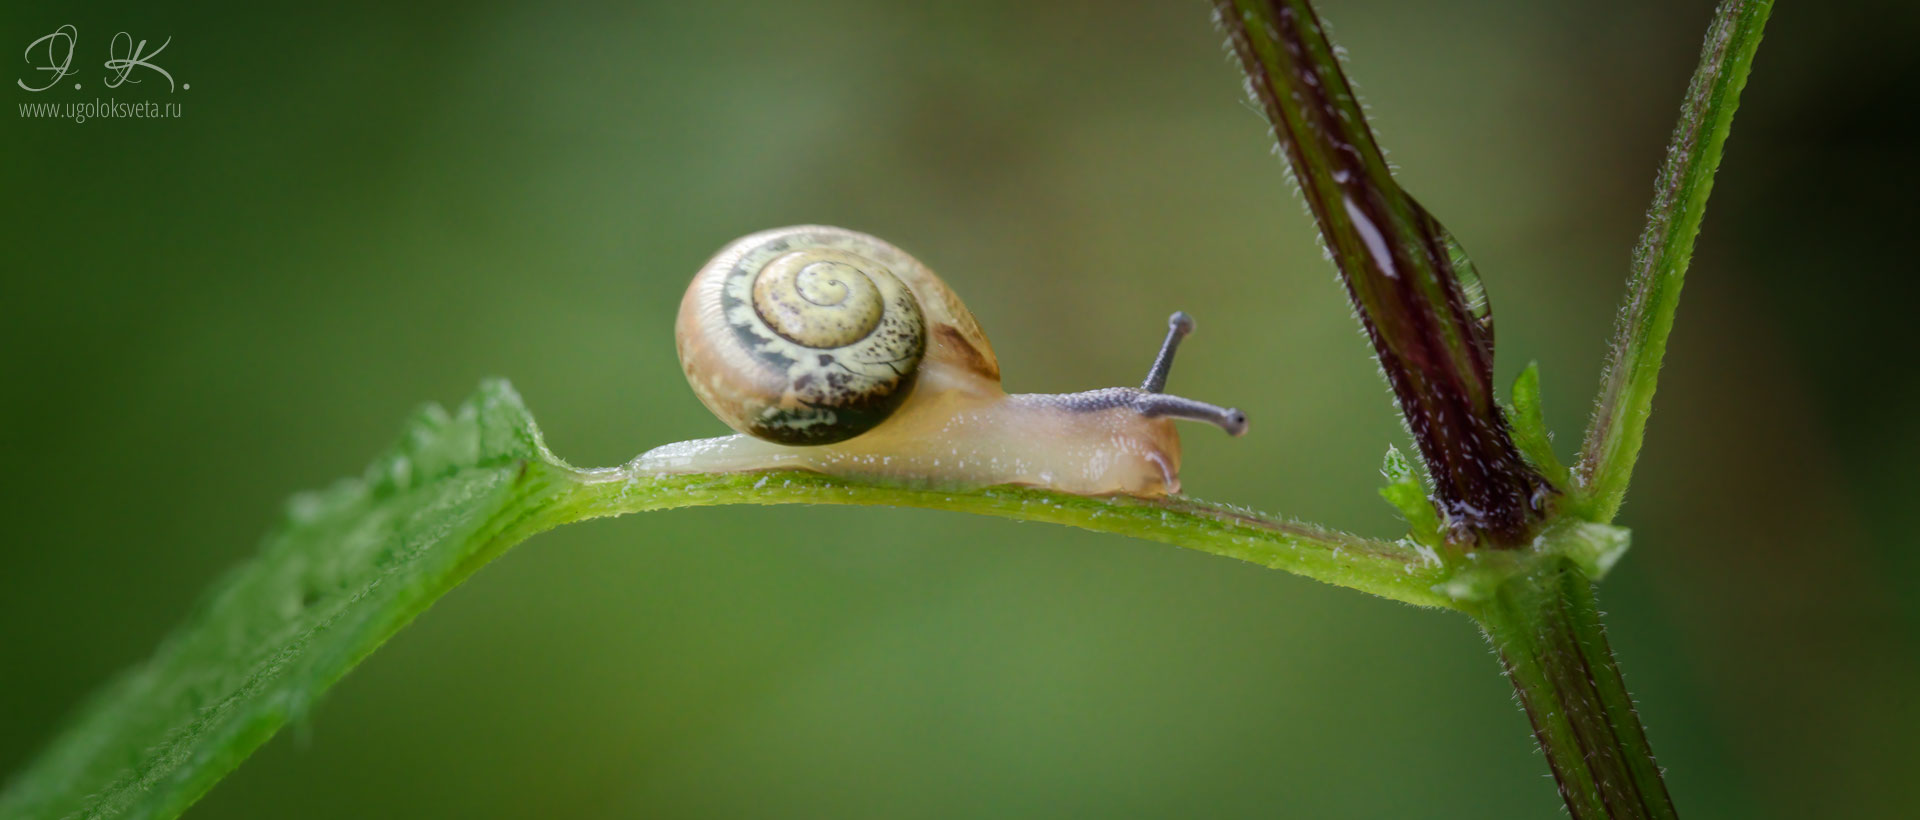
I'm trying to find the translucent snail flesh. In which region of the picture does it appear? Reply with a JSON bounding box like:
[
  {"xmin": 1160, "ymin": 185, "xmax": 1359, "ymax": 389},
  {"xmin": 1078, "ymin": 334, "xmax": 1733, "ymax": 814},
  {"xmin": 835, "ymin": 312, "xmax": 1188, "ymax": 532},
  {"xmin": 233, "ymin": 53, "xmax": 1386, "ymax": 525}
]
[{"xmin": 637, "ymin": 225, "xmax": 1247, "ymax": 497}]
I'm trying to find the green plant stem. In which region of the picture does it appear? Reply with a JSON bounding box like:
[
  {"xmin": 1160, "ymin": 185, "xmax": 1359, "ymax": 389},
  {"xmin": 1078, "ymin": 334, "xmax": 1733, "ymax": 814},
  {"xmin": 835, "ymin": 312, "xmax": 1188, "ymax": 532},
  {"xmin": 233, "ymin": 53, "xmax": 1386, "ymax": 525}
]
[
  {"xmin": 1578, "ymin": 0, "xmax": 1773, "ymax": 521},
  {"xmin": 1472, "ymin": 558, "xmax": 1675, "ymax": 820},
  {"xmin": 553, "ymin": 466, "xmax": 1455, "ymax": 608}
]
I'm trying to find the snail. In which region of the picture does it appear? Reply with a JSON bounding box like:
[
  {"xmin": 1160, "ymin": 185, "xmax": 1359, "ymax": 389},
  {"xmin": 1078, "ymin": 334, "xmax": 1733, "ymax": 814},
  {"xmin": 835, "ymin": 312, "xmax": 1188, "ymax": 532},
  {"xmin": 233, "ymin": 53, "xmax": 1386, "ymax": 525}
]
[{"xmin": 636, "ymin": 225, "xmax": 1247, "ymax": 497}]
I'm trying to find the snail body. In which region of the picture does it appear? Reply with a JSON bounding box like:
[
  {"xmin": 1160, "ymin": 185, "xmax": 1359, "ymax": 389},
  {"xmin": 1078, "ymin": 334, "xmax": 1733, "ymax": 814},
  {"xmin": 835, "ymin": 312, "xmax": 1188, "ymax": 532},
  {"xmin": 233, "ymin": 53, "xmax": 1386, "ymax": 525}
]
[{"xmin": 638, "ymin": 226, "xmax": 1246, "ymax": 497}]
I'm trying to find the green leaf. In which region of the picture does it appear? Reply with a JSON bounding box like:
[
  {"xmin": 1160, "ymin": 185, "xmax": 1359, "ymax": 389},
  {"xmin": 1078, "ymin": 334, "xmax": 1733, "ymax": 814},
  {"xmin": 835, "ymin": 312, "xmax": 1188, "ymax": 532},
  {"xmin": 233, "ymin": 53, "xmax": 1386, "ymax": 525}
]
[
  {"xmin": 1378, "ymin": 445, "xmax": 1444, "ymax": 548},
  {"xmin": 1508, "ymin": 362, "xmax": 1570, "ymax": 491},
  {"xmin": 1, "ymin": 380, "xmax": 1454, "ymax": 820},
  {"xmin": 1577, "ymin": 0, "xmax": 1773, "ymax": 522},
  {"xmin": 0, "ymin": 379, "xmax": 575, "ymax": 820}
]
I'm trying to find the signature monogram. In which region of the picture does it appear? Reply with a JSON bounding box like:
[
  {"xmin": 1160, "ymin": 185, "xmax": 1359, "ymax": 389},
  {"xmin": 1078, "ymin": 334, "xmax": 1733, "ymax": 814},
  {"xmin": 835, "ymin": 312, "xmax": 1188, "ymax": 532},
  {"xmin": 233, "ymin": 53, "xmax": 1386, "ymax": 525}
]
[{"xmin": 18, "ymin": 24, "xmax": 176, "ymax": 92}]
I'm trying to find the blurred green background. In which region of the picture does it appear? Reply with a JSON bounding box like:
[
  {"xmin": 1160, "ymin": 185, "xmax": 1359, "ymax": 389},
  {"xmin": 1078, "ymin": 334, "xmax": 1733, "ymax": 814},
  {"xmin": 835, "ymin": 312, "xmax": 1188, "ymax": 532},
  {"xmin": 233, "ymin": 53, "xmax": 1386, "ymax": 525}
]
[{"xmin": 3, "ymin": 0, "xmax": 1915, "ymax": 817}]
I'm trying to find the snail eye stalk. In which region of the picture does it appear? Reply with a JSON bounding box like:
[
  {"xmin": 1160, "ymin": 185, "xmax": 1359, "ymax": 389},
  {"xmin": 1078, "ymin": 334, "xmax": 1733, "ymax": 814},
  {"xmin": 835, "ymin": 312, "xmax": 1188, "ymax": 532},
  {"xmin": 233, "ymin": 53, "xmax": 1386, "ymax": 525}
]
[
  {"xmin": 1136, "ymin": 312, "xmax": 1247, "ymax": 436},
  {"xmin": 1141, "ymin": 311, "xmax": 1195, "ymax": 393},
  {"xmin": 1134, "ymin": 392, "xmax": 1249, "ymax": 436}
]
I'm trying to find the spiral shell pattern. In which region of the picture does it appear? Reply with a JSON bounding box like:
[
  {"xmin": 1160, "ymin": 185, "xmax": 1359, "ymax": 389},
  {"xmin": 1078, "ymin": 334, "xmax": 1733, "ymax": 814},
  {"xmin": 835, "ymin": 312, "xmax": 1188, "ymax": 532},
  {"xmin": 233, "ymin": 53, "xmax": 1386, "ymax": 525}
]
[{"xmin": 677, "ymin": 228, "xmax": 927, "ymax": 444}]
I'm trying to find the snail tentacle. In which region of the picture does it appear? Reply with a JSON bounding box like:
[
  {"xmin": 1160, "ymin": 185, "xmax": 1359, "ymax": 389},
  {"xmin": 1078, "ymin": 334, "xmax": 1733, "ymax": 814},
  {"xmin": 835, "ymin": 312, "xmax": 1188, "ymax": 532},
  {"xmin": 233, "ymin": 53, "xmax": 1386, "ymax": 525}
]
[
  {"xmin": 1142, "ymin": 311, "xmax": 1196, "ymax": 393},
  {"xmin": 1131, "ymin": 393, "xmax": 1249, "ymax": 436},
  {"xmin": 1009, "ymin": 387, "xmax": 1248, "ymax": 437},
  {"xmin": 1128, "ymin": 310, "xmax": 1249, "ymax": 435}
]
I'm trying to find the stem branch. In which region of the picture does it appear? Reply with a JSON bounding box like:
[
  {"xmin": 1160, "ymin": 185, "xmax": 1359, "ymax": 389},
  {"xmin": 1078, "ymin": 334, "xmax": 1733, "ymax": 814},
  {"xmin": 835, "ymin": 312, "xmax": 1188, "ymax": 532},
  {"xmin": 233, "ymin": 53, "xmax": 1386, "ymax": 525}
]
[{"xmin": 1578, "ymin": 0, "xmax": 1773, "ymax": 521}]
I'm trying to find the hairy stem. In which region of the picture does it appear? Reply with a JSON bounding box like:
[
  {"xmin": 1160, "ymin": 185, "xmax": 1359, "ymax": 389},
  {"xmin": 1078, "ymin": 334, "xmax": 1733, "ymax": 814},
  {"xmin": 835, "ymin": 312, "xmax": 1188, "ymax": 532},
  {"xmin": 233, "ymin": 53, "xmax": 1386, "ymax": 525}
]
[
  {"xmin": 558, "ymin": 466, "xmax": 1451, "ymax": 607},
  {"xmin": 1473, "ymin": 558, "xmax": 1676, "ymax": 819},
  {"xmin": 1214, "ymin": 0, "xmax": 1546, "ymax": 545},
  {"xmin": 1578, "ymin": 0, "xmax": 1773, "ymax": 521}
]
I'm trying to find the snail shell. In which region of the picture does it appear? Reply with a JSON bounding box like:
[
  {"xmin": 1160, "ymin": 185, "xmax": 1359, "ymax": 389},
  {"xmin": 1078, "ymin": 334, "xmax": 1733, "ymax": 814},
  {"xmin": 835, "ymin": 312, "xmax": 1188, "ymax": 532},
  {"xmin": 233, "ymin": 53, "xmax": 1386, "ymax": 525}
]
[
  {"xmin": 676, "ymin": 226, "xmax": 997, "ymax": 445},
  {"xmin": 647, "ymin": 226, "xmax": 1245, "ymax": 497}
]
